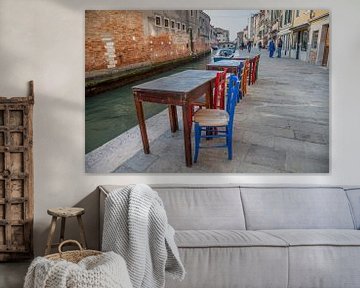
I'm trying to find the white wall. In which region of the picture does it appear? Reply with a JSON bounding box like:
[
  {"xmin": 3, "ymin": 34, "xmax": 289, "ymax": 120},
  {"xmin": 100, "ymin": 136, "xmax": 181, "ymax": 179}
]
[{"xmin": 0, "ymin": 0, "xmax": 360, "ymax": 256}]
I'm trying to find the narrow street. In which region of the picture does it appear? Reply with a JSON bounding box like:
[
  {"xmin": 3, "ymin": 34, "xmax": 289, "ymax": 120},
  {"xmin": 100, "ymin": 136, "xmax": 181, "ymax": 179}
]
[{"xmin": 86, "ymin": 50, "xmax": 329, "ymax": 173}]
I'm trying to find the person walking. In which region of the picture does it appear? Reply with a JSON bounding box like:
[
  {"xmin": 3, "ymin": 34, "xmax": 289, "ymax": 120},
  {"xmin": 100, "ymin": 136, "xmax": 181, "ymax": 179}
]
[
  {"xmin": 258, "ymin": 41, "xmax": 262, "ymax": 52},
  {"xmin": 268, "ymin": 38, "xmax": 275, "ymax": 58},
  {"xmin": 247, "ymin": 41, "xmax": 252, "ymax": 53},
  {"xmin": 277, "ymin": 38, "xmax": 283, "ymax": 58}
]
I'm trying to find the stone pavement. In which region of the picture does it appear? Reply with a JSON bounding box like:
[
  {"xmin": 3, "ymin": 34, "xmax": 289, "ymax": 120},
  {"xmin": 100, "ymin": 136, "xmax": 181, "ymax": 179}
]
[{"xmin": 87, "ymin": 50, "xmax": 329, "ymax": 173}]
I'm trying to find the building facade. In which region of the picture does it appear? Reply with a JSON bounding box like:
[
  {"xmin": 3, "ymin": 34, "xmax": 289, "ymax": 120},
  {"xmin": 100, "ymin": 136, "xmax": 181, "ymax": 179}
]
[
  {"xmin": 85, "ymin": 10, "xmax": 212, "ymax": 76},
  {"xmin": 236, "ymin": 31, "xmax": 244, "ymax": 48},
  {"xmin": 215, "ymin": 27, "xmax": 230, "ymax": 43},
  {"xmin": 245, "ymin": 9, "xmax": 330, "ymax": 66},
  {"xmin": 209, "ymin": 25, "xmax": 218, "ymax": 46},
  {"xmin": 308, "ymin": 10, "xmax": 330, "ymax": 66},
  {"xmin": 290, "ymin": 10, "xmax": 310, "ymax": 61}
]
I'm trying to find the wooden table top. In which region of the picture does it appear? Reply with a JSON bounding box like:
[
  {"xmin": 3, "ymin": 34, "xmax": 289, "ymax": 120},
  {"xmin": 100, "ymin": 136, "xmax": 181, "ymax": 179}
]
[
  {"xmin": 207, "ymin": 60, "xmax": 244, "ymax": 68},
  {"xmin": 133, "ymin": 70, "xmax": 218, "ymax": 94},
  {"xmin": 168, "ymin": 69, "xmax": 218, "ymax": 79},
  {"xmin": 232, "ymin": 54, "xmax": 259, "ymax": 60}
]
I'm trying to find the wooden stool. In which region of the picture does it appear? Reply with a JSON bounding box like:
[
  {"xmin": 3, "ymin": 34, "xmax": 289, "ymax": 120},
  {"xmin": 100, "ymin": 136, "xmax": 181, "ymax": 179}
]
[{"xmin": 45, "ymin": 207, "xmax": 87, "ymax": 255}]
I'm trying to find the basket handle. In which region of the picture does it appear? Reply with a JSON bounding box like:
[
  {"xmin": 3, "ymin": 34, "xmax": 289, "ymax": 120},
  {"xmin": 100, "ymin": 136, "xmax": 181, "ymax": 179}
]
[{"xmin": 58, "ymin": 240, "xmax": 83, "ymax": 255}]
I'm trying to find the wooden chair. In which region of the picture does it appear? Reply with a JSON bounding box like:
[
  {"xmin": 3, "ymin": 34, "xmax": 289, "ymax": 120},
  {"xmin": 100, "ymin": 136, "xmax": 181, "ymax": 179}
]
[
  {"xmin": 191, "ymin": 68, "xmax": 227, "ymax": 119},
  {"xmin": 255, "ymin": 55, "xmax": 261, "ymax": 81},
  {"xmin": 251, "ymin": 55, "xmax": 260, "ymax": 84},
  {"xmin": 193, "ymin": 75, "xmax": 240, "ymax": 162},
  {"xmin": 242, "ymin": 60, "xmax": 250, "ymax": 96},
  {"xmin": 236, "ymin": 62, "xmax": 244, "ymax": 102},
  {"xmin": 213, "ymin": 68, "xmax": 228, "ymax": 109}
]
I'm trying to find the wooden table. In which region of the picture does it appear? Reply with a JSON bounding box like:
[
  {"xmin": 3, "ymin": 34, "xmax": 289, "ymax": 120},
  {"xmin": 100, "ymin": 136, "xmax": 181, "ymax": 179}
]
[
  {"xmin": 206, "ymin": 60, "xmax": 244, "ymax": 75},
  {"xmin": 132, "ymin": 70, "xmax": 218, "ymax": 167},
  {"xmin": 213, "ymin": 55, "xmax": 258, "ymax": 85}
]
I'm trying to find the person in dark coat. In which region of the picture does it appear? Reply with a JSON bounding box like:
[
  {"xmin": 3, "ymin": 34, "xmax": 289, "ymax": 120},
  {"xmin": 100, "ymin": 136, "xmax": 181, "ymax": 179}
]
[
  {"xmin": 277, "ymin": 38, "xmax": 283, "ymax": 58},
  {"xmin": 268, "ymin": 38, "xmax": 275, "ymax": 58},
  {"xmin": 247, "ymin": 41, "xmax": 252, "ymax": 53}
]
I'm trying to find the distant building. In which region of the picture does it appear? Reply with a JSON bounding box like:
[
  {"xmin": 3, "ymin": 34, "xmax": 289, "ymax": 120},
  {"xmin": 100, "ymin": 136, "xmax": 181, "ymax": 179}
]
[
  {"xmin": 218, "ymin": 42, "xmax": 236, "ymax": 50},
  {"xmin": 308, "ymin": 10, "xmax": 329, "ymax": 66},
  {"xmin": 215, "ymin": 27, "xmax": 230, "ymax": 43},
  {"xmin": 243, "ymin": 26, "xmax": 249, "ymax": 43},
  {"xmin": 243, "ymin": 9, "xmax": 329, "ymax": 66},
  {"xmin": 289, "ymin": 10, "xmax": 309, "ymax": 61},
  {"xmin": 236, "ymin": 31, "xmax": 244, "ymax": 48},
  {"xmin": 209, "ymin": 25, "xmax": 218, "ymax": 46}
]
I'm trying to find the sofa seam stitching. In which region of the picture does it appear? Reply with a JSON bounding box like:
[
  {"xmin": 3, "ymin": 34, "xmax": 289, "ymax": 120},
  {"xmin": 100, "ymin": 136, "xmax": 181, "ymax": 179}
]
[
  {"xmin": 239, "ymin": 187, "xmax": 248, "ymax": 230},
  {"xmin": 344, "ymin": 190, "xmax": 358, "ymax": 229}
]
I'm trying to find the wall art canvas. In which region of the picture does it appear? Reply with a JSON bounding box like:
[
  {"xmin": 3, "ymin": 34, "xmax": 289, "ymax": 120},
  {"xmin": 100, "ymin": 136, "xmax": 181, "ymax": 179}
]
[{"xmin": 85, "ymin": 10, "xmax": 330, "ymax": 173}]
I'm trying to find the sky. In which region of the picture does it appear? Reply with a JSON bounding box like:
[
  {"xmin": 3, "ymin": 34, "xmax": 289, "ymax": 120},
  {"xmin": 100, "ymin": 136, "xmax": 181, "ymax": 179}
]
[{"xmin": 204, "ymin": 10, "xmax": 258, "ymax": 41}]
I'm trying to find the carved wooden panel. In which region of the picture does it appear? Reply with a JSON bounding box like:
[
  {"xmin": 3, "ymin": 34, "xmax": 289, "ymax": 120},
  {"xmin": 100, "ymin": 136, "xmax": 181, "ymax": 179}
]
[{"xmin": 0, "ymin": 81, "xmax": 34, "ymax": 261}]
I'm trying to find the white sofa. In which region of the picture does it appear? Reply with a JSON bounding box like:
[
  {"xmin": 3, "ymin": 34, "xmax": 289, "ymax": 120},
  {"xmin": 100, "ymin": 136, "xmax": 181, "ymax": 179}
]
[{"xmin": 99, "ymin": 185, "xmax": 360, "ymax": 288}]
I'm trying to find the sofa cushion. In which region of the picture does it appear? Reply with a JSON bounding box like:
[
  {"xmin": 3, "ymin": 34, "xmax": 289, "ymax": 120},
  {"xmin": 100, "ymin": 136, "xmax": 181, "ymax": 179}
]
[
  {"xmin": 155, "ymin": 187, "xmax": 246, "ymax": 230},
  {"xmin": 261, "ymin": 230, "xmax": 360, "ymax": 288},
  {"xmin": 345, "ymin": 188, "xmax": 360, "ymax": 229},
  {"xmin": 262, "ymin": 229, "xmax": 360, "ymax": 246},
  {"xmin": 165, "ymin": 246, "xmax": 288, "ymax": 288},
  {"xmin": 241, "ymin": 187, "xmax": 355, "ymax": 230},
  {"xmin": 287, "ymin": 246, "xmax": 360, "ymax": 288},
  {"xmin": 175, "ymin": 230, "xmax": 288, "ymax": 248}
]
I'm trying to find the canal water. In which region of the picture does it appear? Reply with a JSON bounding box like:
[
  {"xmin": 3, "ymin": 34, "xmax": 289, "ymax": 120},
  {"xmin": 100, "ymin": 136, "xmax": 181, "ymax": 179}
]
[{"xmin": 86, "ymin": 53, "xmax": 213, "ymax": 153}]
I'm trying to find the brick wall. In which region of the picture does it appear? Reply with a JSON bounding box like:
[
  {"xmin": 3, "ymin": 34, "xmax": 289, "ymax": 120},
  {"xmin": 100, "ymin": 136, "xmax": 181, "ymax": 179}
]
[{"xmin": 85, "ymin": 11, "xmax": 210, "ymax": 74}]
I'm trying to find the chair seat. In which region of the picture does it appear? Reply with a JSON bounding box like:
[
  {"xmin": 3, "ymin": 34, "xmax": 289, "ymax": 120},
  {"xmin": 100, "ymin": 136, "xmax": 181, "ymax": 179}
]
[
  {"xmin": 47, "ymin": 207, "xmax": 85, "ymax": 217},
  {"xmin": 193, "ymin": 109, "xmax": 229, "ymax": 126}
]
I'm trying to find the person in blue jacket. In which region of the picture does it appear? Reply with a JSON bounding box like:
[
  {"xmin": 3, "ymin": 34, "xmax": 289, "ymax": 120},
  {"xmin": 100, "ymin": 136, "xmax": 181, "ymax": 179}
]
[{"xmin": 268, "ymin": 38, "xmax": 276, "ymax": 58}]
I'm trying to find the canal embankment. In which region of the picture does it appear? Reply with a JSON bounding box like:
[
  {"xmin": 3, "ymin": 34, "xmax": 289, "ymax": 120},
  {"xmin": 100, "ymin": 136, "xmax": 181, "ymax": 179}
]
[
  {"xmin": 85, "ymin": 53, "xmax": 213, "ymax": 153},
  {"xmin": 85, "ymin": 51, "xmax": 211, "ymax": 96}
]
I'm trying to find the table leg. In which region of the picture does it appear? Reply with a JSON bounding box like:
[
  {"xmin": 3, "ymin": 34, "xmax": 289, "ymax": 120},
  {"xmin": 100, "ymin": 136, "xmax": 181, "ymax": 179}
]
[
  {"xmin": 208, "ymin": 81, "xmax": 214, "ymax": 109},
  {"xmin": 182, "ymin": 104, "xmax": 192, "ymax": 167},
  {"xmin": 168, "ymin": 105, "xmax": 178, "ymax": 132},
  {"xmin": 206, "ymin": 81, "xmax": 215, "ymax": 139},
  {"xmin": 134, "ymin": 97, "xmax": 150, "ymax": 154}
]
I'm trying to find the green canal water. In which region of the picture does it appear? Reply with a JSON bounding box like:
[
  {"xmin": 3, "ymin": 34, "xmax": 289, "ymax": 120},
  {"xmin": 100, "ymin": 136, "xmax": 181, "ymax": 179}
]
[{"xmin": 86, "ymin": 54, "xmax": 213, "ymax": 153}]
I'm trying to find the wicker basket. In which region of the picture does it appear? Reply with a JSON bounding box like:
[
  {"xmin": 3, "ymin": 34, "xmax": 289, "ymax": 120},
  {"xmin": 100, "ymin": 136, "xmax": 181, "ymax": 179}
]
[{"xmin": 45, "ymin": 240, "xmax": 102, "ymax": 263}]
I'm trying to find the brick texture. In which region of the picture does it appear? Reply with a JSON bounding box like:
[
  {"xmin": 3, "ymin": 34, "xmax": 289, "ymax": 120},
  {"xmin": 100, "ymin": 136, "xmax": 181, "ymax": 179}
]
[{"xmin": 85, "ymin": 11, "xmax": 209, "ymax": 73}]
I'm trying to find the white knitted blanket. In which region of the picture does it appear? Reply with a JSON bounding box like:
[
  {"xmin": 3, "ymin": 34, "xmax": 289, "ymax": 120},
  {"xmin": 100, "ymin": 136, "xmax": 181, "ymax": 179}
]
[
  {"xmin": 24, "ymin": 251, "xmax": 133, "ymax": 288},
  {"xmin": 102, "ymin": 184, "xmax": 185, "ymax": 288}
]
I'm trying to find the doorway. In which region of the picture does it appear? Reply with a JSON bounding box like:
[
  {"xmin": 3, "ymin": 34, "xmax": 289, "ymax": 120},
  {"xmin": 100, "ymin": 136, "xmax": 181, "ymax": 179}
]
[
  {"xmin": 322, "ymin": 25, "xmax": 329, "ymax": 66},
  {"xmin": 296, "ymin": 31, "xmax": 300, "ymax": 59}
]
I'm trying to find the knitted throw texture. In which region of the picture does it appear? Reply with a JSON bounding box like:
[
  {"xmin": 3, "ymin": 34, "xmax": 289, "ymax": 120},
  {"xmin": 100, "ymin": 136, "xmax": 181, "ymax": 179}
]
[
  {"xmin": 24, "ymin": 251, "xmax": 133, "ymax": 288},
  {"xmin": 102, "ymin": 184, "xmax": 185, "ymax": 288}
]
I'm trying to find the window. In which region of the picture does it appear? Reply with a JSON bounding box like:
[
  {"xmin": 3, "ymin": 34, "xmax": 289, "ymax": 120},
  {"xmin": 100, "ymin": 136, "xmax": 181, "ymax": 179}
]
[
  {"xmin": 155, "ymin": 16, "xmax": 161, "ymax": 27},
  {"xmin": 312, "ymin": 30, "xmax": 319, "ymax": 49},
  {"xmin": 190, "ymin": 10, "xmax": 193, "ymax": 17},
  {"xmin": 182, "ymin": 23, "xmax": 186, "ymax": 31},
  {"xmin": 296, "ymin": 10, "xmax": 300, "ymax": 17},
  {"xmin": 177, "ymin": 22, "xmax": 181, "ymax": 30},
  {"xmin": 164, "ymin": 18, "xmax": 169, "ymax": 28},
  {"xmin": 301, "ymin": 30, "xmax": 308, "ymax": 51},
  {"xmin": 284, "ymin": 10, "xmax": 292, "ymax": 25},
  {"xmin": 171, "ymin": 20, "xmax": 175, "ymax": 29}
]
